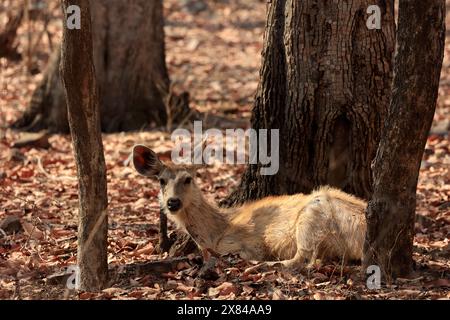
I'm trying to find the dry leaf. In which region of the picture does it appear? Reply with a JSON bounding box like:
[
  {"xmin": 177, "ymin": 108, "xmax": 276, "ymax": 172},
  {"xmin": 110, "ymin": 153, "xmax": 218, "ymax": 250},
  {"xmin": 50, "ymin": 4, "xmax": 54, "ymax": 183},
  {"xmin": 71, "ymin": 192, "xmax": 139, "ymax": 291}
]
[{"xmin": 21, "ymin": 221, "xmax": 44, "ymax": 240}]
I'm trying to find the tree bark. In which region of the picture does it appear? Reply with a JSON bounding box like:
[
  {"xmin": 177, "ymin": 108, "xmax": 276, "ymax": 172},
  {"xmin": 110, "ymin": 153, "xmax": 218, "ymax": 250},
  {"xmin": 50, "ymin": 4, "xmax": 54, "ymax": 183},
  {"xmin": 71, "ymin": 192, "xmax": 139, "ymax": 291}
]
[
  {"xmin": 363, "ymin": 0, "xmax": 445, "ymax": 280},
  {"xmin": 0, "ymin": 4, "xmax": 23, "ymax": 60},
  {"xmin": 14, "ymin": 0, "xmax": 189, "ymax": 133},
  {"xmin": 224, "ymin": 0, "xmax": 396, "ymax": 207},
  {"xmin": 60, "ymin": 0, "xmax": 108, "ymax": 290}
]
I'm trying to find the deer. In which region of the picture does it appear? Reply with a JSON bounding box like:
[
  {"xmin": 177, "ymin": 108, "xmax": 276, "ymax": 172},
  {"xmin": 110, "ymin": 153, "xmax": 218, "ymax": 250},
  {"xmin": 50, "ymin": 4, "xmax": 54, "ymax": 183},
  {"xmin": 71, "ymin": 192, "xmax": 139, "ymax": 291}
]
[{"xmin": 132, "ymin": 144, "xmax": 367, "ymax": 270}]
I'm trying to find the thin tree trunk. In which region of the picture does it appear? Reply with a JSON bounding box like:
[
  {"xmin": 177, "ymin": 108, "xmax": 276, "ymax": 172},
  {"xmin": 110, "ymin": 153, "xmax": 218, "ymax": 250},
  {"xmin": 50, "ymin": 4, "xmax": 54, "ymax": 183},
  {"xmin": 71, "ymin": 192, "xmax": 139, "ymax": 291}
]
[
  {"xmin": 60, "ymin": 0, "xmax": 108, "ymax": 290},
  {"xmin": 224, "ymin": 0, "xmax": 395, "ymax": 207},
  {"xmin": 363, "ymin": 0, "xmax": 445, "ymax": 280}
]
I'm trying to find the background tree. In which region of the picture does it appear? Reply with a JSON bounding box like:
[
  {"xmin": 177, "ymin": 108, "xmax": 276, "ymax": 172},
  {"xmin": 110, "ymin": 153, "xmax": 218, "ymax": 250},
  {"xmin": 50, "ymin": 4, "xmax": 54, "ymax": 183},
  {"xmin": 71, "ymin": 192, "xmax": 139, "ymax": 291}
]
[
  {"xmin": 363, "ymin": 0, "xmax": 446, "ymax": 280},
  {"xmin": 60, "ymin": 0, "xmax": 108, "ymax": 290},
  {"xmin": 14, "ymin": 0, "xmax": 189, "ymax": 133},
  {"xmin": 225, "ymin": 0, "xmax": 396, "ymax": 206},
  {"xmin": 0, "ymin": 2, "xmax": 23, "ymax": 60}
]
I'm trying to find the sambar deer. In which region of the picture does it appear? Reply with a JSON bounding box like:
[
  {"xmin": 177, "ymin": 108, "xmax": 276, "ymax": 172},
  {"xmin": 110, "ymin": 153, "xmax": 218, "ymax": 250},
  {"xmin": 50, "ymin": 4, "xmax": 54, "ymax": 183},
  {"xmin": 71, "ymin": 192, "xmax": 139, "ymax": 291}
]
[{"xmin": 132, "ymin": 144, "xmax": 367, "ymax": 269}]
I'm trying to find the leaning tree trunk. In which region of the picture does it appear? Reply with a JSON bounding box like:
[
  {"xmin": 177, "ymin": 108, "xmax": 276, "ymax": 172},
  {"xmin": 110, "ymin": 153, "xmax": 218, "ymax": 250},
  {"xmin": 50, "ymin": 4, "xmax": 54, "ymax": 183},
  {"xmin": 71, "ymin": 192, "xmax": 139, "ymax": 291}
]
[
  {"xmin": 61, "ymin": 0, "xmax": 108, "ymax": 291},
  {"xmin": 0, "ymin": 3, "xmax": 23, "ymax": 60},
  {"xmin": 225, "ymin": 0, "xmax": 396, "ymax": 206},
  {"xmin": 14, "ymin": 0, "xmax": 188, "ymax": 133},
  {"xmin": 363, "ymin": 0, "xmax": 445, "ymax": 280}
]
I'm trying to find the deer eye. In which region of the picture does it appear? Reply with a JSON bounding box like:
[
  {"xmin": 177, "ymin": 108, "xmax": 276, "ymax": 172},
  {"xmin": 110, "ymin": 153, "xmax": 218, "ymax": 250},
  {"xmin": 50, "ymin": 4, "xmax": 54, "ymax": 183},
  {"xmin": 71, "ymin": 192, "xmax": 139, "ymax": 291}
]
[
  {"xmin": 159, "ymin": 178, "xmax": 166, "ymax": 186},
  {"xmin": 184, "ymin": 177, "xmax": 192, "ymax": 185}
]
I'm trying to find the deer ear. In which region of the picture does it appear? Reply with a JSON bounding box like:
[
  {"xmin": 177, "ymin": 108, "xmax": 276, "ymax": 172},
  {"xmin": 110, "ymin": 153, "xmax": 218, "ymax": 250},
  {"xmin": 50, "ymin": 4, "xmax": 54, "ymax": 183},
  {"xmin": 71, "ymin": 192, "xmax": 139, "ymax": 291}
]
[{"xmin": 132, "ymin": 145, "xmax": 164, "ymax": 177}]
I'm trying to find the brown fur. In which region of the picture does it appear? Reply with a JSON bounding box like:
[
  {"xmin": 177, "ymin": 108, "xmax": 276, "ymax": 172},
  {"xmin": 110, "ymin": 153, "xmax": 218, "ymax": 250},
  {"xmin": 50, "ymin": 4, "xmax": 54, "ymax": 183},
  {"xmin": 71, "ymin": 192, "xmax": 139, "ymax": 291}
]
[{"xmin": 133, "ymin": 145, "xmax": 367, "ymax": 268}]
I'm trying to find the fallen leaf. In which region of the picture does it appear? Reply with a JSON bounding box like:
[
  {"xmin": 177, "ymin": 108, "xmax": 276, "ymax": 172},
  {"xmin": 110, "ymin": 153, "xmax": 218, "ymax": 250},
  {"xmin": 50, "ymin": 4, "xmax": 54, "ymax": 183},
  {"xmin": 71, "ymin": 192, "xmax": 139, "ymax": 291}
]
[
  {"xmin": 272, "ymin": 289, "xmax": 286, "ymax": 300},
  {"xmin": 313, "ymin": 292, "xmax": 325, "ymax": 300},
  {"xmin": 21, "ymin": 221, "xmax": 44, "ymax": 240},
  {"xmin": 131, "ymin": 242, "xmax": 154, "ymax": 256},
  {"xmin": 216, "ymin": 282, "xmax": 238, "ymax": 296}
]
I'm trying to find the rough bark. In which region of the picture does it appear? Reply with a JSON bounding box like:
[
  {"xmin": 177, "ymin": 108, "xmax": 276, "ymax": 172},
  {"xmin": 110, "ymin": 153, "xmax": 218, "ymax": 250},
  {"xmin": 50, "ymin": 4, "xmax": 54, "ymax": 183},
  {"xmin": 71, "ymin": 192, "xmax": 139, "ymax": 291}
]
[
  {"xmin": 60, "ymin": 0, "xmax": 108, "ymax": 290},
  {"xmin": 0, "ymin": 5, "xmax": 23, "ymax": 60},
  {"xmin": 224, "ymin": 0, "xmax": 395, "ymax": 207},
  {"xmin": 14, "ymin": 0, "xmax": 189, "ymax": 133},
  {"xmin": 89, "ymin": 0, "xmax": 169, "ymax": 131},
  {"xmin": 13, "ymin": 47, "xmax": 68, "ymax": 132},
  {"xmin": 363, "ymin": 0, "xmax": 445, "ymax": 280}
]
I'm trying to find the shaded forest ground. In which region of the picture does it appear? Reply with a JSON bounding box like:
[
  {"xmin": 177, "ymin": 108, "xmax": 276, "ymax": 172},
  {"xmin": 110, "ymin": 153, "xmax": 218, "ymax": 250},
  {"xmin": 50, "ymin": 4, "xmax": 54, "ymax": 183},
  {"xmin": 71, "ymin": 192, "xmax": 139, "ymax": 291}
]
[{"xmin": 0, "ymin": 0, "xmax": 449, "ymax": 299}]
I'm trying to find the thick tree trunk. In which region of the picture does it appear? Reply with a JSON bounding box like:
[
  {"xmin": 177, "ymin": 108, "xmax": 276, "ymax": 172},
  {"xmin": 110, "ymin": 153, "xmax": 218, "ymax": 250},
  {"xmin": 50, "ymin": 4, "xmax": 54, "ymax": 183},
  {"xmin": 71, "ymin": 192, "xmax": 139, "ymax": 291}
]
[
  {"xmin": 13, "ymin": 46, "xmax": 69, "ymax": 132},
  {"xmin": 0, "ymin": 4, "xmax": 23, "ymax": 60},
  {"xmin": 225, "ymin": 0, "xmax": 396, "ymax": 207},
  {"xmin": 363, "ymin": 0, "xmax": 445, "ymax": 280},
  {"xmin": 14, "ymin": 0, "xmax": 189, "ymax": 133},
  {"xmin": 60, "ymin": 0, "xmax": 108, "ymax": 290},
  {"xmin": 90, "ymin": 0, "xmax": 168, "ymax": 131}
]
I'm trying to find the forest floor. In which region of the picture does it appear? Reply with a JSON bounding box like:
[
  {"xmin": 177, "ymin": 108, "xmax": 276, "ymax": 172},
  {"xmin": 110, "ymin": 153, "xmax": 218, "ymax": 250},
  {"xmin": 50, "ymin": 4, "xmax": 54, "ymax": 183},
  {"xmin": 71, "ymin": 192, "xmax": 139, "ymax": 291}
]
[{"xmin": 0, "ymin": 0, "xmax": 449, "ymax": 300}]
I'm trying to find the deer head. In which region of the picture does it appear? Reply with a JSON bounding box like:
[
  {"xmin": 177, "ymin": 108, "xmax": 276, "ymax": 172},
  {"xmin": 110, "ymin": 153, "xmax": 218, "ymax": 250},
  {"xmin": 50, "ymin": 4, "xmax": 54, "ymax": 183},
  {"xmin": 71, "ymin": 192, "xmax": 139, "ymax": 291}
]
[{"xmin": 132, "ymin": 145, "xmax": 201, "ymax": 214}]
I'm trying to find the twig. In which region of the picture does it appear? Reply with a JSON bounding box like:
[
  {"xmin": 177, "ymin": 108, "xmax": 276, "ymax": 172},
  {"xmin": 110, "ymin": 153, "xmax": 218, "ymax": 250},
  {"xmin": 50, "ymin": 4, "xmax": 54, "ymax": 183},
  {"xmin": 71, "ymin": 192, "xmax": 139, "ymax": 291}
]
[
  {"xmin": 83, "ymin": 209, "xmax": 108, "ymax": 255},
  {"xmin": 36, "ymin": 156, "xmax": 77, "ymax": 181},
  {"xmin": 122, "ymin": 257, "xmax": 193, "ymax": 276}
]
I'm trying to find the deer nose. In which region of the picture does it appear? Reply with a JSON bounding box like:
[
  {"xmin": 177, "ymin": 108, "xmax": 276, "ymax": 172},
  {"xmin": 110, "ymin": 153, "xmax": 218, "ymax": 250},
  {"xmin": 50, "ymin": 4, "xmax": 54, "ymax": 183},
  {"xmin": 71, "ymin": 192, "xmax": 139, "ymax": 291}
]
[{"xmin": 167, "ymin": 198, "xmax": 182, "ymax": 212}]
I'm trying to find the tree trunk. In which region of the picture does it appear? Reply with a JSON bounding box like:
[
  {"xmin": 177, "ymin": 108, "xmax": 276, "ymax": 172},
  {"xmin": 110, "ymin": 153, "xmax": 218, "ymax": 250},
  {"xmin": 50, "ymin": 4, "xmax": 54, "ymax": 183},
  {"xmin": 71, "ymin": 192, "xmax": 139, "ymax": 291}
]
[
  {"xmin": 224, "ymin": 0, "xmax": 396, "ymax": 207},
  {"xmin": 0, "ymin": 4, "xmax": 23, "ymax": 60},
  {"xmin": 60, "ymin": 0, "xmax": 108, "ymax": 290},
  {"xmin": 14, "ymin": 0, "xmax": 189, "ymax": 133},
  {"xmin": 363, "ymin": 0, "xmax": 445, "ymax": 280}
]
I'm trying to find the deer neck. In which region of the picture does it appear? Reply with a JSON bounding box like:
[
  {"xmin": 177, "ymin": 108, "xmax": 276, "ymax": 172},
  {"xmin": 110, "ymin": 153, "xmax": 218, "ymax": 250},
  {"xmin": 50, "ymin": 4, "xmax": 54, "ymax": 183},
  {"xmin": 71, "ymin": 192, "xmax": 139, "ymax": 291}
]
[{"xmin": 169, "ymin": 194, "xmax": 229, "ymax": 251}]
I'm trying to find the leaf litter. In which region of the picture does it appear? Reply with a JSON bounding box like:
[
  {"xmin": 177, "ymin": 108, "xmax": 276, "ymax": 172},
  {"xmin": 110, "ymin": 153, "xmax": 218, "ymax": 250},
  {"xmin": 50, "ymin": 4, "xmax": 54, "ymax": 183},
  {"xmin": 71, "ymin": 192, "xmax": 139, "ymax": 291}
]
[{"xmin": 0, "ymin": 0, "xmax": 449, "ymax": 300}]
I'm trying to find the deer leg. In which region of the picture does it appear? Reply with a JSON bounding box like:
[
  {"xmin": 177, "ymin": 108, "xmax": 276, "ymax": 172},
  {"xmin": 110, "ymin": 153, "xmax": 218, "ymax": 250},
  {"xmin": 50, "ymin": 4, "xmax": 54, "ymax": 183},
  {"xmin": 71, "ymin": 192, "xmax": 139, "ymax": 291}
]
[
  {"xmin": 254, "ymin": 207, "xmax": 326, "ymax": 271},
  {"xmin": 244, "ymin": 254, "xmax": 309, "ymax": 274},
  {"xmin": 264, "ymin": 250, "xmax": 311, "ymax": 270}
]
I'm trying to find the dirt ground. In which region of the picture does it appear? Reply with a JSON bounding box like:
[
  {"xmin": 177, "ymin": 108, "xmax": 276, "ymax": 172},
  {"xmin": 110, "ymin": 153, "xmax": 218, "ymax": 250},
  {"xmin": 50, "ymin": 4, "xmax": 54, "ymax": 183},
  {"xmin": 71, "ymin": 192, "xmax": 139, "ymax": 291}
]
[{"xmin": 0, "ymin": 0, "xmax": 449, "ymax": 300}]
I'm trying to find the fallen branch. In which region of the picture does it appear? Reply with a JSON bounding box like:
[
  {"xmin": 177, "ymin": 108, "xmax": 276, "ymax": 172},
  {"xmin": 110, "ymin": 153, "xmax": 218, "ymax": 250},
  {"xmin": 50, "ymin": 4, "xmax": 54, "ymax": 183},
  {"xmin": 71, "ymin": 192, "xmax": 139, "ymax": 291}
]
[
  {"xmin": 36, "ymin": 156, "xmax": 77, "ymax": 182},
  {"xmin": 123, "ymin": 257, "xmax": 193, "ymax": 276}
]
